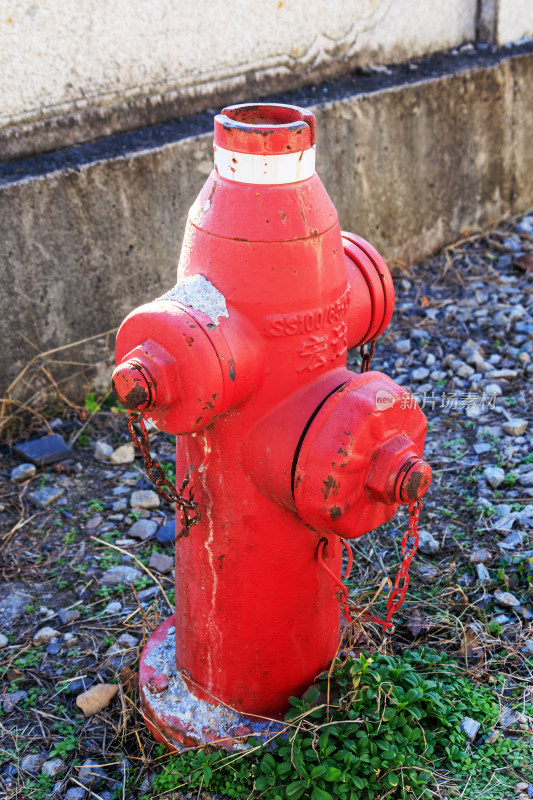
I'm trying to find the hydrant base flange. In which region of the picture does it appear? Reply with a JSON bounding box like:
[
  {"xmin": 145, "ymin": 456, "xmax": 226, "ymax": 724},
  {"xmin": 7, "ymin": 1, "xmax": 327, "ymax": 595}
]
[{"xmin": 139, "ymin": 615, "xmax": 285, "ymax": 750}]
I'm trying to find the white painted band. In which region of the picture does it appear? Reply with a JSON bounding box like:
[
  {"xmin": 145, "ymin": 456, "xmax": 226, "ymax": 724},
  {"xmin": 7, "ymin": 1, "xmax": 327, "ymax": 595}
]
[{"xmin": 214, "ymin": 144, "xmax": 316, "ymax": 185}]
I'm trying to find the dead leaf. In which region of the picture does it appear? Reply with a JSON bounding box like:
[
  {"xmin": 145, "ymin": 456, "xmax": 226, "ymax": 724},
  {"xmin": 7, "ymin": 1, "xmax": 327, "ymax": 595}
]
[
  {"xmin": 405, "ymin": 609, "xmax": 432, "ymax": 638},
  {"xmin": 514, "ymin": 254, "xmax": 533, "ymax": 273},
  {"xmin": 459, "ymin": 631, "xmax": 484, "ymax": 660}
]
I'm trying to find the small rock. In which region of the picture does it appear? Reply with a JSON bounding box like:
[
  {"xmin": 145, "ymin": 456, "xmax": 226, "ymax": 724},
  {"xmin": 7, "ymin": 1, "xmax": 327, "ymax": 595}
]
[
  {"xmin": 483, "ymin": 383, "xmax": 502, "ymax": 397},
  {"xmin": 112, "ymin": 497, "xmax": 128, "ymax": 512},
  {"xmin": 65, "ymin": 788, "xmax": 86, "ymax": 800},
  {"xmin": 484, "ymin": 729, "xmax": 499, "ymax": 744},
  {"xmin": 417, "ymin": 564, "xmax": 439, "ymax": 584},
  {"xmin": 483, "ymin": 466, "xmax": 506, "ymax": 489},
  {"xmin": 103, "ymin": 601, "xmax": 122, "ymax": 615},
  {"xmin": 499, "ymin": 531, "xmax": 526, "ymax": 550},
  {"xmin": 521, "ymin": 640, "xmax": 533, "ymax": 656},
  {"xmin": 20, "ymin": 753, "xmax": 46, "ymax": 773},
  {"xmin": 137, "ymin": 585, "xmax": 160, "ymax": 601},
  {"xmin": 493, "ymin": 613, "xmax": 511, "ymax": 625},
  {"xmin": 499, "ymin": 706, "xmax": 523, "ymax": 729},
  {"xmin": 156, "ymin": 521, "xmax": 175, "ymax": 544},
  {"xmin": 411, "ymin": 367, "xmax": 430, "ymax": 382},
  {"xmin": 110, "ymin": 444, "xmax": 135, "ymax": 465},
  {"xmin": 46, "ymin": 640, "xmax": 62, "ymax": 655},
  {"xmin": 473, "ymin": 443, "xmax": 492, "ymax": 455},
  {"xmin": 0, "ymin": 588, "xmax": 32, "ymax": 623},
  {"xmin": 0, "ymin": 633, "xmax": 8, "ymax": 648},
  {"xmin": 129, "ymin": 519, "xmax": 158, "ymax": 541},
  {"xmin": 516, "ymin": 783, "xmax": 529, "ymax": 794},
  {"xmin": 42, "ymin": 759, "xmax": 64, "ymax": 777},
  {"xmin": 476, "ymin": 563, "xmax": 491, "ymax": 583},
  {"xmin": 130, "ymin": 490, "xmax": 160, "ymax": 509},
  {"xmin": 102, "ymin": 565, "xmax": 142, "ymax": 586},
  {"xmin": 76, "ymin": 683, "xmax": 119, "ymax": 717},
  {"xmin": 460, "ymin": 717, "xmax": 480, "ymax": 741},
  {"xmin": 3, "ymin": 690, "xmax": 28, "ymax": 713},
  {"xmin": 470, "ymin": 548, "xmax": 492, "ymax": 564},
  {"xmin": 13, "ymin": 434, "xmax": 73, "ymax": 466},
  {"xmin": 66, "ymin": 677, "xmax": 94, "ymax": 696},
  {"xmin": 116, "ymin": 633, "xmax": 139, "ymax": 649},
  {"xmin": 33, "ymin": 626, "xmax": 60, "ymax": 645},
  {"xmin": 519, "ymin": 471, "xmax": 533, "ymax": 488},
  {"xmin": 148, "ymin": 552, "xmax": 174, "ymax": 574},
  {"xmin": 502, "ymin": 419, "xmax": 528, "ymax": 437},
  {"xmin": 11, "ymin": 463, "xmax": 37, "ymax": 482},
  {"xmin": 28, "ymin": 486, "xmax": 65, "ymax": 508},
  {"xmin": 417, "ymin": 530, "xmax": 440, "ymax": 555},
  {"xmin": 494, "ymin": 589, "xmax": 521, "ymax": 608},
  {"xmin": 58, "ymin": 608, "xmax": 81, "ymax": 625},
  {"xmin": 394, "ymin": 339, "xmax": 411, "ymax": 355},
  {"xmin": 94, "ymin": 441, "xmax": 113, "ymax": 462},
  {"xmin": 457, "ymin": 362, "xmax": 475, "ymax": 378},
  {"xmin": 78, "ymin": 758, "xmax": 108, "ymax": 784},
  {"xmin": 85, "ymin": 514, "xmax": 103, "ymax": 531}
]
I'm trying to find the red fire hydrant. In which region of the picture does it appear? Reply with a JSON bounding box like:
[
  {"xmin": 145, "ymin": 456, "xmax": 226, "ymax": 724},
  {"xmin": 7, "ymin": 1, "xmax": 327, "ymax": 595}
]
[{"xmin": 112, "ymin": 103, "xmax": 431, "ymax": 750}]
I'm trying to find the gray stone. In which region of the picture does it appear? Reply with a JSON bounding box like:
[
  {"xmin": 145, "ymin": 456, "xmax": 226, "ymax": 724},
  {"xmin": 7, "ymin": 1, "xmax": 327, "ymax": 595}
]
[
  {"xmin": 0, "ymin": 632, "xmax": 8, "ymax": 648},
  {"xmin": 110, "ymin": 444, "xmax": 135, "ymax": 465},
  {"xmin": 498, "ymin": 706, "xmax": 525, "ymax": 729},
  {"xmin": 58, "ymin": 608, "xmax": 81, "ymax": 625},
  {"xmin": 416, "ymin": 530, "xmax": 440, "ymax": 555},
  {"xmin": 494, "ymin": 589, "xmax": 521, "ymax": 608},
  {"xmin": 492, "ymin": 614, "xmax": 511, "ymax": 625},
  {"xmin": 519, "ymin": 470, "xmax": 533, "ymax": 488},
  {"xmin": 33, "ymin": 626, "xmax": 60, "ymax": 645},
  {"xmin": 94, "ymin": 441, "xmax": 113, "ymax": 461},
  {"xmin": 112, "ymin": 497, "xmax": 128, "ymax": 512},
  {"xmin": 473, "ymin": 442, "xmax": 492, "ymax": 455},
  {"xmin": 11, "ymin": 463, "xmax": 37, "ymax": 482},
  {"xmin": 103, "ymin": 601, "xmax": 122, "ymax": 614},
  {"xmin": 502, "ymin": 419, "xmax": 528, "ymax": 436},
  {"xmin": 65, "ymin": 788, "xmax": 86, "ymax": 800},
  {"xmin": 3, "ymin": 690, "xmax": 28, "ymax": 713},
  {"xmin": 0, "ymin": 588, "xmax": 32, "ymax": 623},
  {"xmin": 475, "ymin": 563, "xmax": 491, "ymax": 583},
  {"xmin": 521, "ymin": 639, "xmax": 533, "ymax": 656},
  {"xmin": 483, "ymin": 466, "xmax": 505, "ymax": 489},
  {"xmin": 148, "ymin": 552, "xmax": 174, "ymax": 574},
  {"xmin": 484, "ymin": 729, "xmax": 500, "ymax": 744},
  {"xmin": 102, "ymin": 565, "xmax": 142, "ymax": 585},
  {"xmin": 42, "ymin": 759, "xmax": 64, "ymax": 778},
  {"xmin": 20, "ymin": 753, "xmax": 46, "ymax": 773},
  {"xmin": 129, "ymin": 519, "xmax": 158, "ymax": 541},
  {"xmin": 116, "ymin": 633, "xmax": 139, "ymax": 648},
  {"xmin": 13, "ymin": 435, "xmax": 73, "ymax": 466},
  {"xmin": 411, "ymin": 367, "xmax": 430, "ymax": 382},
  {"xmin": 499, "ymin": 531, "xmax": 526, "ymax": 550},
  {"xmin": 85, "ymin": 514, "xmax": 103, "ymax": 531},
  {"xmin": 417, "ymin": 564, "xmax": 439, "ymax": 584},
  {"xmin": 130, "ymin": 490, "xmax": 160, "ymax": 509},
  {"xmin": 469, "ymin": 548, "xmax": 492, "ymax": 564},
  {"xmin": 156, "ymin": 521, "xmax": 175, "ymax": 544},
  {"xmin": 66, "ymin": 677, "xmax": 94, "ymax": 696},
  {"xmin": 78, "ymin": 758, "xmax": 108, "ymax": 785},
  {"xmin": 394, "ymin": 339, "xmax": 411, "ymax": 355},
  {"xmin": 28, "ymin": 486, "xmax": 65, "ymax": 508},
  {"xmin": 460, "ymin": 717, "xmax": 480, "ymax": 741},
  {"xmin": 456, "ymin": 362, "xmax": 475, "ymax": 378},
  {"xmin": 137, "ymin": 585, "xmax": 160, "ymax": 601}
]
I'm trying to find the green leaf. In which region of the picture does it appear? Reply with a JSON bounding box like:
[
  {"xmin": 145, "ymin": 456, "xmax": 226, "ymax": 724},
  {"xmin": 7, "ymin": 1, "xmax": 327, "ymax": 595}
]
[
  {"xmin": 286, "ymin": 780, "xmax": 307, "ymax": 799},
  {"xmin": 311, "ymin": 786, "xmax": 332, "ymax": 800},
  {"xmin": 311, "ymin": 765, "xmax": 327, "ymax": 779}
]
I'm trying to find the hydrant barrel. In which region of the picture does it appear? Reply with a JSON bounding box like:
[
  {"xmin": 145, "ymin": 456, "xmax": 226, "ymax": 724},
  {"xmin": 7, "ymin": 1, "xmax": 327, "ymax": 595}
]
[{"xmin": 113, "ymin": 101, "xmax": 431, "ymax": 751}]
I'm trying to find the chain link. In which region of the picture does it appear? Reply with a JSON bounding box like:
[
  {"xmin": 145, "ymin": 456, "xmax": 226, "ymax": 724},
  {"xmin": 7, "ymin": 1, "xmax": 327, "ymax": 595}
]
[
  {"xmin": 337, "ymin": 500, "xmax": 422, "ymax": 633},
  {"xmin": 360, "ymin": 340, "xmax": 375, "ymax": 373},
  {"xmin": 127, "ymin": 413, "xmax": 201, "ymax": 539}
]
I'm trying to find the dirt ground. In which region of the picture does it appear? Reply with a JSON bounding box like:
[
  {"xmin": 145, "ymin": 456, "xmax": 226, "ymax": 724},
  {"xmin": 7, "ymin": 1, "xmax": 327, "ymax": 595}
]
[{"xmin": 0, "ymin": 211, "xmax": 532, "ymax": 799}]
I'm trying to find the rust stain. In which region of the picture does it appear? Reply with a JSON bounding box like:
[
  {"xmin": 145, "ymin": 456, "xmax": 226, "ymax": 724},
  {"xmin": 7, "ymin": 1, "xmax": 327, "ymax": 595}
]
[
  {"xmin": 278, "ymin": 210, "xmax": 287, "ymax": 222},
  {"xmin": 329, "ymin": 506, "xmax": 342, "ymax": 520},
  {"xmin": 322, "ymin": 474, "xmax": 341, "ymax": 500}
]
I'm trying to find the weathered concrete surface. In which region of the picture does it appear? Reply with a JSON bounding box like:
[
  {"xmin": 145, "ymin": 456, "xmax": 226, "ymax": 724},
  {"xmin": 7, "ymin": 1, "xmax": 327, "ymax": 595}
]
[
  {"xmin": 1, "ymin": 44, "xmax": 532, "ymax": 400},
  {"xmin": 1, "ymin": 0, "xmax": 477, "ymax": 161},
  {"xmin": 478, "ymin": 0, "xmax": 533, "ymax": 44}
]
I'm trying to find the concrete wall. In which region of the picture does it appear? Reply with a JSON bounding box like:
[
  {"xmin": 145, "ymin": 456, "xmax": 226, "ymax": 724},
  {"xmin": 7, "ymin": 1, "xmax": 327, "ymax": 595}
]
[
  {"xmin": 1, "ymin": 44, "xmax": 532, "ymax": 401},
  {"xmin": 1, "ymin": 0, "xmax": 478, "ymax": 160},
  {"xmin": 479, "ymin": 0, "xmax": 533, "ymax": 45}
]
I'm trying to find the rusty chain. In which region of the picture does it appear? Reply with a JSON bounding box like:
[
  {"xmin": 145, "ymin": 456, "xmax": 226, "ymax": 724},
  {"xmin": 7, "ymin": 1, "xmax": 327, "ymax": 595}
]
[
  {"xmin": 127, "ymin": 412, "xmax": 201, "ymax": 539},
  {"xmin": 360, "ymin": 340, "xmax": 375, "ymax": 373}
]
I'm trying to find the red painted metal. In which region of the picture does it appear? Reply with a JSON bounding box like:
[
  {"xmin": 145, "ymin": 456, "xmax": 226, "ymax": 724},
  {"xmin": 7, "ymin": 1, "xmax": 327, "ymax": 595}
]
[{"xmin": 112, "ymin": 102, "xmax": 431, "ymax": 750}]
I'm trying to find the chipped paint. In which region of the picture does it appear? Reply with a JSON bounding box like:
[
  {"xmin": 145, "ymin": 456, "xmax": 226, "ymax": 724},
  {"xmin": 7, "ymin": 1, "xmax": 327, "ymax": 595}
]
[
  {"xmin": 144, "ymin": 628, "xmax": 283, "ymax": 748},
  {"xmin": 159, "ymin": 274, "xmax": 229, "ymax": 324}
]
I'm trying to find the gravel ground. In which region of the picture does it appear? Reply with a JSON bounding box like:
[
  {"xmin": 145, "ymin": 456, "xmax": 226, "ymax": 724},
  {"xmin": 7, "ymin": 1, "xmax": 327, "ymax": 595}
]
[{"xmin": 0, "ymin": 210, "xmax": 532, "ymax": 799}]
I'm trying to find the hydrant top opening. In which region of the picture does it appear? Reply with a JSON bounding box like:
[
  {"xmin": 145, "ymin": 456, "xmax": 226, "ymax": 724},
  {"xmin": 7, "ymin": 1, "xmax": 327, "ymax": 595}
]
[{"xmin": 215, "ymin": 102, "xmax": 316, "ymax": 156}]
